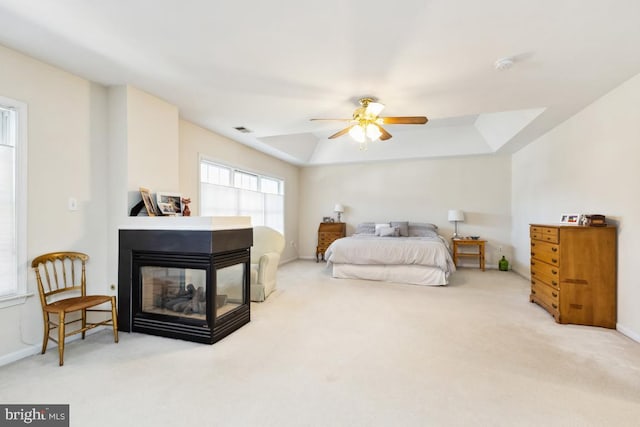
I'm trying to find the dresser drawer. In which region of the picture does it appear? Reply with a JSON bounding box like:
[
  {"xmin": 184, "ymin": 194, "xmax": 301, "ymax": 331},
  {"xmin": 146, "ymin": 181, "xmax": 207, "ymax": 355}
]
[
  {"xmin": 530, "ymin": 241, "xmax": 560, "ymax": 266},
  {"xmin": 531, "ymin": 279, "xmax": 559, "ymax": 305},
  {"xmin": 530, "ymin": 280, "xmax": 560, "ymax": 318},
  {"xmin": 530, "ymin": 226, "xmax": 559, "ymax": 243},
  {"xmin": 530, "ymin": 260, "xmax": 560, "ymax": 288},
  {"xmin": 319, "ymin": 232, "xmax": 343, "ymax": 244}
]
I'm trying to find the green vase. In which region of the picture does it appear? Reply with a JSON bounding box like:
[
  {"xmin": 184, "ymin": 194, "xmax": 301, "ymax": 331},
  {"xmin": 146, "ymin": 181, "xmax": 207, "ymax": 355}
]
[{"xmin": 499, "ymin": 256, "xmax": 509, "ymax": 271}]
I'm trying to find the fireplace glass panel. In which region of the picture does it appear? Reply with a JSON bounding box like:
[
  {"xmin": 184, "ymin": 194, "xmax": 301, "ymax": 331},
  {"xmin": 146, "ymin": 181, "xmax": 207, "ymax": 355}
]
[
  {"xmin": 141, "ymin": 266, "xmax": 207, "ymax": 321},
  {"xmin": 216, "ymin": 263, "xmax": 244, "ymax": 318}
]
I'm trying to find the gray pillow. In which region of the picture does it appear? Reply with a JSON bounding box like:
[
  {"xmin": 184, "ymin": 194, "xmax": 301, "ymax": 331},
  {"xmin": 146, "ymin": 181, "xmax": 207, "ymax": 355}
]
[
  {"xmin": 408, "ymin": 222, "xmax": 439, "ymax": 237},
  {"xmin": 390, "ymin": 221, "xmax": 409, "ymax": 237},
  {"xmin": 355, "ymin": 222, "xmax": 376, "ymax": 235}
]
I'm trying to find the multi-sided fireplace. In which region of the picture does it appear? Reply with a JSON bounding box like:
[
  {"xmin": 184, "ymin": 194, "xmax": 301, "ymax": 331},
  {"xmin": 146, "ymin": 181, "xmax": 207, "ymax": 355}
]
[{"xmin": 118, "ymin": 218, "xmax": 253, "ymax": 344}]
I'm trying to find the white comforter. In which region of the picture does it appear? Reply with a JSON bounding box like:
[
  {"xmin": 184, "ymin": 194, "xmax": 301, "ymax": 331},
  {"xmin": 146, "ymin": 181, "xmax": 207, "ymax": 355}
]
[{"xmin": 325, "ymin": 235, "xmax": 456, "ymax": 273}]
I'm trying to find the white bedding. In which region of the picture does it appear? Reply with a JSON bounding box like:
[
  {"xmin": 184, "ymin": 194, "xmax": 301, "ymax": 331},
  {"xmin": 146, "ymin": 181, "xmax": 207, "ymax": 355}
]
[{"xmin": 325, "ymin": 234, "xmax": 456, "ymax": 286}]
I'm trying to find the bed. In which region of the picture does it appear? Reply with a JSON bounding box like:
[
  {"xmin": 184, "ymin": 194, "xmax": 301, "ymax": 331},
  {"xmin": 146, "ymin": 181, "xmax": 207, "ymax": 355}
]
[{"xmin": 324, "ymin": 221, "xmax": 456, "ymax": 286}]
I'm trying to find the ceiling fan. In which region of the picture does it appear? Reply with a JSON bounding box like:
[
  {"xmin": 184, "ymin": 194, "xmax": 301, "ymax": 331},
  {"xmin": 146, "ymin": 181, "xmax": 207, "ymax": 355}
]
[{"xmin": 310, "ymin": 97, "xmax": 428, "ymax": 148}]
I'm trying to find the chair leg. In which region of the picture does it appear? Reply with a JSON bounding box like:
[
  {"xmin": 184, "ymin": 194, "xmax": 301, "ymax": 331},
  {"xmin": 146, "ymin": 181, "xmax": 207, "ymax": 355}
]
[
  {"xmin": 81, "ymin": 308, "xmax": 86, "ymax": 339},
  {"xmin": 41, "ymin": 312, "xmax": 50, "ymax": 354},
  {"xmin": 111, "ymin": 296, "xmax": 119, "ymax": 343},
  {"xmin": 58, "ymin": 312, "xmax": 65, "ymax": 366}
]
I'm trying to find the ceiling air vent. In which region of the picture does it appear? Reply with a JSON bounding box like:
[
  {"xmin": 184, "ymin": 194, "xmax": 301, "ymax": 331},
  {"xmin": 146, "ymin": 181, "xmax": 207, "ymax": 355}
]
[{"xmin": 234, "ymin": 126, "xmax": 253, "ymax": 133}]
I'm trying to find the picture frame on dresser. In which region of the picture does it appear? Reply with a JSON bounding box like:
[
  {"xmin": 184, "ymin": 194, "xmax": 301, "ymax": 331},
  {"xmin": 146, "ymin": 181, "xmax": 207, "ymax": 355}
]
[{"xmin": 560, "ymin": 213, "xmax": 581, "ymax": 224}]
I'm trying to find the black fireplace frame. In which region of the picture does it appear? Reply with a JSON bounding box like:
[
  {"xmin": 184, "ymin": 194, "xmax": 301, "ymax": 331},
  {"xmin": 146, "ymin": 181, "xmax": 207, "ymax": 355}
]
[{"xmin": 118, "ymin": 228, "xmax": 253, "ymax": 344}]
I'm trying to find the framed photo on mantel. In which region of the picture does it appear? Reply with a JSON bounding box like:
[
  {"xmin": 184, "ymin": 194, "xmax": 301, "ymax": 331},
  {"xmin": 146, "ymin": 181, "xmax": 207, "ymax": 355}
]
[
  {"xmin": 139, "ymin": 187, "xmax": 156, "ymax": 216},
  {"xmin": 156, "ymin": 192, "xmax": 183, "ymax": 216}
]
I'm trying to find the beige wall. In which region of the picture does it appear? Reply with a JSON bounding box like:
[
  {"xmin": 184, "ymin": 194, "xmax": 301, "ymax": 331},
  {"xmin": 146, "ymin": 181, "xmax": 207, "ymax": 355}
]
[
  {"xmin": 512, "ymin": 72, "xmax": 640, "ymax": 340},
  {"xmin": 106, "ymin": 85, "xmax": 181, "ymax": 294},
  {"xmin": 299, "ymin": 155, "xmax": 512, "ymax": 266},
  {"xmin": 179, "ymin": 120, "xmax": 300, "ymax": 263},
  {"xmin": 0, "ymin": 44, "xmax": 110, "ymax": 359}
]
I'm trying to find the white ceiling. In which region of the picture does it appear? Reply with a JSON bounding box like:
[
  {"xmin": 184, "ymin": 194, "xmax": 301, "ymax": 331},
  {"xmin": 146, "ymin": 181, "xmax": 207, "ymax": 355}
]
[{"xmin": 1, "ymin": 0, "xmax": 640, "ymax": 166}]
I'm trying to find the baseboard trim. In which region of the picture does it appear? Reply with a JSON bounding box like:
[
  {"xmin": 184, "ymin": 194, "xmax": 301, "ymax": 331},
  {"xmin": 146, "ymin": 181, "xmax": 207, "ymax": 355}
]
[
  {"xmin": 0, "ymin": 326, "xmax": 109, "ymax": 367},
  {"xmin": 616, "ymin": 323, "xmax": 640, "ymax": 343},
  {"xmin": 0, "ymin": 345, "xmax": 41, "ymax": 367}
]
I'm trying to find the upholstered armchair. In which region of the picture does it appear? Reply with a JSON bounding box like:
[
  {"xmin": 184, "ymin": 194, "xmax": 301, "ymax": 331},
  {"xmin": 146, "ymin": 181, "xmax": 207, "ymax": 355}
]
[{"xmin": 250, "ymin": 226, "xmax": 285, "ymax": 302}]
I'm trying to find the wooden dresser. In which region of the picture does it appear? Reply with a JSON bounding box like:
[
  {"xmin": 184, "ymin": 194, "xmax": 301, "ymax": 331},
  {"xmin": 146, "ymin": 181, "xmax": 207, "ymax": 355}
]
[
  {"xmin": 316, "ymin": 222, "xmax": 346, "ymax": 262},
  {"xmin": 529, "ymin": 224, "xmax": 617, "ymax": 328}
]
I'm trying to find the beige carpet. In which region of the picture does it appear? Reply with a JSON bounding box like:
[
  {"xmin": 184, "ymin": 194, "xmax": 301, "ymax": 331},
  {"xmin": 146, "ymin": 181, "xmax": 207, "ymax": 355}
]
[{"xmin": 2, "ymin": 261, "xmax": 640, "ymax": 426}]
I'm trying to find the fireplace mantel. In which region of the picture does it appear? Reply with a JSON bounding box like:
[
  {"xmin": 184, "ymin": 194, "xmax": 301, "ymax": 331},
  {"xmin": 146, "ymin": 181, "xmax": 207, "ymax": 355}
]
[
  {"xmin": 120, "ymin": 215, "xmax": 252, "ymax": 230},
  {"xmin": 118, "ymin": 218, "xmax": 253, "ymax": 344}
]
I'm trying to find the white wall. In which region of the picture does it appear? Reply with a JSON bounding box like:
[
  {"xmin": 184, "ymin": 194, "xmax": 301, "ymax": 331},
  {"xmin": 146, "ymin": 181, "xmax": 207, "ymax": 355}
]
[
  {"xmin": 512, "ymin": 72, "xmax": 640, "ymax": 340},
  {"xmin": 0, "ymin": 44, "xmax": 109, "ymax": 359},
  {"xmin": 179, "ymin": 120, "xmax": 300, "ymax": 263},
  {"xmin": 299, "ymin": 155, "xmax": 512, "ymax": 266}
]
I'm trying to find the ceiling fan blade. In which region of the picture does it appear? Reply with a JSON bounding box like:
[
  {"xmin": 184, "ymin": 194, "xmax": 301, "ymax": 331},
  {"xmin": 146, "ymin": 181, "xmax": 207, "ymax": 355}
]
[
  {"xmin": 376, "ymin": 124, "xmax": 392, "ymax": 141},
  {"xmin": 381, "ymin": 116, "xmax": 428, "ymax": 125},
  {"xmin": 328, "ymin": 126, "xmax": 353, "ymax": 139},
  {"xmin": 310, "ymin": 118, "xmax": 352, "ymax": 122}
]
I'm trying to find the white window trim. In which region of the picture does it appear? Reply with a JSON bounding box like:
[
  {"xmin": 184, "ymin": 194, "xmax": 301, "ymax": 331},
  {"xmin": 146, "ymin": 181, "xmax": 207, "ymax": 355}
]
[
  {"xmin": 0, "ymin": 96, "xmax": 29, "ymax": 308},
  {"xmin": 198, "ymin": 154, "xmax": 285, "ymax": 234}
]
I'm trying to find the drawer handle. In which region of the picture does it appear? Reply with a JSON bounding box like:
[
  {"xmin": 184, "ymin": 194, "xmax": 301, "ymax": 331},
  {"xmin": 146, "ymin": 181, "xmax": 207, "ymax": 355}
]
[
  {"xmin": 531, "ymin": 261, "xmax": 536, "ymax": 266},
  {"xmin": 551, "ymin": 258, "xmax": 558, "ymax": 263},
  {"xmin": 531, "ymin": 290, "xmax": 536, "ymax": 295},
  {"xmin": 552, "ymin": 270, "xmax": 558, "ymax": 275},
  {"xmin": 552, "ymin": 303, "xmax": 558, "ymax": 309},
  {"xmin": 552, "ymin": 247, "xmax": 558, "ymax": 252},
  {"xmin": 552, "ymin": 292, "xmax": 558, "ymax": 297},
  {"xmin": 552, "ymin": 280, "xmax": 558, "ymax": 286},
  {"xmin": 531, "ymin": 252, "xmax": 535, "ymax": 256},
  {"xmin": 531, "ymin": 242, "xmax": 536, "ymax": 247},
  {"xmin": 531, "ymin": 280, "xmax": 535, "ymax": 284},
  {"xmin": 531, "ymin": 272, "xmax": 536, "ymax": 276}
]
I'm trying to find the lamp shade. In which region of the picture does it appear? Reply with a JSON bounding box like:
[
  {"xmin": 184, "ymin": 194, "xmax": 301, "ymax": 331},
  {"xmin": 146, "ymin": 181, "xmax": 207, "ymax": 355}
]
[
  {"xmin": 334, "ymin": 204, "xmax": 344, "ymax": 213},
  {"xmin": 448, "ymin": 209, "xmax": 465, "ymax": 222}
]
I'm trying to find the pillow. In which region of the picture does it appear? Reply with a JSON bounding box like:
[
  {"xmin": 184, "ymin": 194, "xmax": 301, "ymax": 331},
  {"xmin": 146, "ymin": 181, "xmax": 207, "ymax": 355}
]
[
  {"xmin": 374, "ymin": 223, "xmax": 390, "ymax": 235},
  {"xmin": 355, "ymin": 222, "xmax": 376, "ymax": 235},
  {"xmin": 379, "ymin": 226, "xmax": 397, "ymax": 237},
  {"xmin": 408, "ymin": 222, "xmax": 439, "ymax": 237},
  {"xmin": 390, "ymin": 221, "xmax": 409, "ymax": 237}
]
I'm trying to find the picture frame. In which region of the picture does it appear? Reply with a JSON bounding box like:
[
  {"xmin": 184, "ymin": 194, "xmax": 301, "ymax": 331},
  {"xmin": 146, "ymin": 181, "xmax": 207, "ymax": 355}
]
[
  {"xmin": 139, "ymin": 187, "xmax": 157, "ymax": 216},
  {"xmin": 156, "ymin": 192, "xmax": 183, "ymax": 216},
  {"xmin": 560, "ymin": 213, "xmax": 581, "ymax": 224},
  {"xmin": 322, "ymin": 216, "xmax": 332, "ymax": 223}
]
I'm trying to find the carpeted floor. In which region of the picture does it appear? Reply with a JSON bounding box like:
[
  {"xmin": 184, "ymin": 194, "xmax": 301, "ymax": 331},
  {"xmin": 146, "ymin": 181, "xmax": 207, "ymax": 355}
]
[{"xmin": 2, "ymin": 260, "xmax": 639, "ymax": 426}]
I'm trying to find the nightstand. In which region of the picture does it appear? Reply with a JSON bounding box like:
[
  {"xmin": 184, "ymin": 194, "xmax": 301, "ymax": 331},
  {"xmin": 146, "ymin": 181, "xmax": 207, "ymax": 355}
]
[
  {"xmin": 316, "ymin": 222, "xmax": 346, "ymax": 262},
  {"xmin": 452, "ymin": 239, "xmax": 486, "ymax": 271}
]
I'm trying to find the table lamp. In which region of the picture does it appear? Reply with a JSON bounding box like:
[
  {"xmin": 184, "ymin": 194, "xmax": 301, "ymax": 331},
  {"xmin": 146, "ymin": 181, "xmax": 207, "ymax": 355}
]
[
  {"xmin": 334, "ymin": 204, "xmax": 344, "ymax": 222},
  {"xmin": 448, "ymin": 209, "xmax": 465, "ymax": 238}
]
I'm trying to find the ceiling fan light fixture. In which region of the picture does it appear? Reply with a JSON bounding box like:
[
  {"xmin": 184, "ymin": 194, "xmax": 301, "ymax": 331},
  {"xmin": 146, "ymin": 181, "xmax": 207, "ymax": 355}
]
[
  {"xmin": 348, "ymin": 124, "xmax": 366, "ymax": 143},
  {"xmin": 365, "ymin": 123, "xmax": 382, "ymax": 141},
  {"xmin": 366, "ymin": 102, "xmax": 385, "ymax": 116}
]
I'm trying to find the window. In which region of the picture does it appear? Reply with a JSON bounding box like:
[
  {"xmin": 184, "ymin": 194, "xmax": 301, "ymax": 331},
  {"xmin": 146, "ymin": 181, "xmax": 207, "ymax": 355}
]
[
  {"xmin": 200, "ymin": 160, "xmax": 284, "ymax": 234},
  {"xmin": 0, "ymin": 96, "xmax": 27, "ymax": 306}
]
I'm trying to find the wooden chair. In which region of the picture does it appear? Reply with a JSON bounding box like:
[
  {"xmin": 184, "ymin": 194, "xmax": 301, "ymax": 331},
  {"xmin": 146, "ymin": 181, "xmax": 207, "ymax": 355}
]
[{"xmin": 31, "ymin": 252, "xmax": 118, "ymax": 366}]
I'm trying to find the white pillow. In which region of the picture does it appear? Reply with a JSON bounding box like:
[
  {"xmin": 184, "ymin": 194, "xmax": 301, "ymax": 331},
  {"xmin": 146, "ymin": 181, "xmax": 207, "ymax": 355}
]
[
  {"xmin": 379, "ymin": 226, "xmax": 396, "ymax": 237},
  {"xmin": 375, "ymin": 223, "xmax": 390, "ymax": 235}
]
